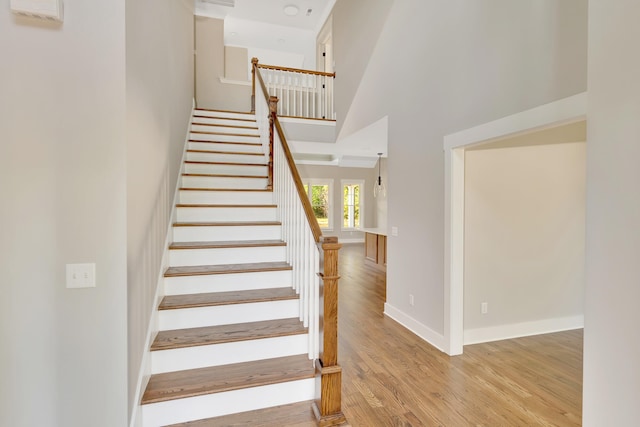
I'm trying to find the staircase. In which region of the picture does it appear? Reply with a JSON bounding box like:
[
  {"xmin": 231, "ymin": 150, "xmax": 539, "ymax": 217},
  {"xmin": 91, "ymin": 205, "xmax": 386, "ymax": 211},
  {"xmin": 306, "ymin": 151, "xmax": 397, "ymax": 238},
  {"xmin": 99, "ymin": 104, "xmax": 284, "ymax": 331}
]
[{"xmin": 140, "ymin": 109, "xmax": 318, "ymax": 426}]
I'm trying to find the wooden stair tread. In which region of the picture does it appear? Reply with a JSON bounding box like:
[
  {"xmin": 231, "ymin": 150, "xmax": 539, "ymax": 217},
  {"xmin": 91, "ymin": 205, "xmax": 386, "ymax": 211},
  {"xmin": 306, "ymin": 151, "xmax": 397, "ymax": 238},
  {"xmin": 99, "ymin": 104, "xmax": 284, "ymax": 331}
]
[
  {"xmin": 176, "ymin": 204, "xmax": 277, "ymax": 208},
  {"xmin": 194, "ymin": 108, "xmax": 254, "ymax": 115},
  {"xmin": 187, "ymin": 149, "xmax": 264, "ymax": 156},
  {"xmin": 190, "ymin": 130, "xmax": 259, "ymax": 138},
  {"xmin": 151, "ymin": 318, "xmax": 307, "ymax": 351},
  {"xmin": 182, "ymin": 173, "xmax": 268, "ymax": 179},
  {"xmin": 192, "ymin": 115, "xmax": 256, "ymax": 123},
  {"xmin": 159, "ymin": 287, "xmax": 298, "ymax": 310},
  {"xmin": 173, "ymin": 221, "xmax": 280, "ymax": 227},
  {"xmin": 191, "ymin": 122, "xmax": 259, "ymax": 130},
  {"xmin": 165, "ymin": 401, "xmax": 319, "ymax": 427},
  {"xmin": 169, "ymin": 239, "xmax": 285, "ymax": 249},
  {"xmin": 184, "ymin": 160, "xmax": 267, "ymax": 167},
  {"xmin": 141, "ymin": 354, "xmax": 313, "ymax": 405},
  {"xmin": 179, "ymin": 188, "xmax": 272, "ymax": 192},
  {"xmin": 189, "ymin": 139, "xmax": 261, "ymax": 146},
  {"xmin": 164, "ymin": 261, "xmax": 292, "ymax": 277}
]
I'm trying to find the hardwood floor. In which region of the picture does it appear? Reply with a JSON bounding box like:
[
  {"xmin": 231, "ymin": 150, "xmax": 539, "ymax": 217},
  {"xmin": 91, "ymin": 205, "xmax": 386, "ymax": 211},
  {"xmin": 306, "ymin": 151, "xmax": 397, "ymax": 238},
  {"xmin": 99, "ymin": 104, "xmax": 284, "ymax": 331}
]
[{"xmin": 337, "ymin": 243, "xmax": 583, "ymax": 426}]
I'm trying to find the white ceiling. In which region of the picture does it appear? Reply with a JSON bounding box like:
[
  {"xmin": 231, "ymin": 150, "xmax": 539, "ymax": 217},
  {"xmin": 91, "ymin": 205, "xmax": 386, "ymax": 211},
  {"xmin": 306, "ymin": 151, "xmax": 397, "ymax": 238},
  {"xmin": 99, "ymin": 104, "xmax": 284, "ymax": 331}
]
[{"xmin": 196, "ymin": 0, "xmax": 335, "ymax": 56}]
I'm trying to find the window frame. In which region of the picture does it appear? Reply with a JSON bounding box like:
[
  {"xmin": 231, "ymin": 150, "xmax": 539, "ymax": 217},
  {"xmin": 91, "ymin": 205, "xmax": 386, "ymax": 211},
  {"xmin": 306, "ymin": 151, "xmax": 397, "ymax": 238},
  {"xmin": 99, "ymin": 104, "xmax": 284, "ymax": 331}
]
[
  {"xmin": 302, "ymin": 178, "xmax": 334, "ymax": 231},
  {"xmin": 341, "ymin": 179, "xmax": 365, "ymax": 231}
]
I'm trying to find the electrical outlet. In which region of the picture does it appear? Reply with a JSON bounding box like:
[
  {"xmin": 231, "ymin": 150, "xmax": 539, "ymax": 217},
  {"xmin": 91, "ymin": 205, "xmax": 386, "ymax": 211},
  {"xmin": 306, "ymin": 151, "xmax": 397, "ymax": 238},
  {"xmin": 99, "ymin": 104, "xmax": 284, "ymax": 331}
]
[
  {"xmin": 409, "ymin": 294, "xmax": 414, "ymax": 306},
  {"xmin": 481, "ymin": 302, "xmax": 488, "ymax": 314},
  {"xmin": 66, "ymin": 263, "xmax": 96, "ymax": 288}
]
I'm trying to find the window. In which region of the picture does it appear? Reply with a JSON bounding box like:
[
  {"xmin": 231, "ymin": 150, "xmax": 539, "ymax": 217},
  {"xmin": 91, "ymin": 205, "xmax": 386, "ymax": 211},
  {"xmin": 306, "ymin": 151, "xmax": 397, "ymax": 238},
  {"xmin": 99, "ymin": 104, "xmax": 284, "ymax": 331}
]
[
  {"xmin": 342, "ymin": 180, "xmax": 364, "ymax": 230},
  {"xmin": 303, "ymin": 179, "xmax": 333, "ymax": 229}
]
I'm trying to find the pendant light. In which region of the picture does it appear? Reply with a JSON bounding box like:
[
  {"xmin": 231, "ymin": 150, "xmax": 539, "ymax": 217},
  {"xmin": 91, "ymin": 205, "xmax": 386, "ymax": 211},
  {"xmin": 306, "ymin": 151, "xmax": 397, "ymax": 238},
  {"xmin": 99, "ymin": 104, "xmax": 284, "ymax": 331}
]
[{"xmin": 374, "ymin": 153, "xmax": 386, "ymax": 198}]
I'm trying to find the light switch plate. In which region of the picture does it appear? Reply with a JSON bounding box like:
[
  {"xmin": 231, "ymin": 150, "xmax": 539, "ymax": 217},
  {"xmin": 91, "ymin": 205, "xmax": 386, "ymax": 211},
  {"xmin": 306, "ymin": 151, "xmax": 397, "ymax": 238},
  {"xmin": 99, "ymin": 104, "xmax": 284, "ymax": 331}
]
[
  {"xmin": 391, "ymin": 226, "xmax": 399, "ymax": 237},
  {"xmin": 66, "ymin": 263, "xmax": 96, "ymax": 289},
  {"xmin": 11, "ymin": 0, "xmax": 64, "ymax": 22}
]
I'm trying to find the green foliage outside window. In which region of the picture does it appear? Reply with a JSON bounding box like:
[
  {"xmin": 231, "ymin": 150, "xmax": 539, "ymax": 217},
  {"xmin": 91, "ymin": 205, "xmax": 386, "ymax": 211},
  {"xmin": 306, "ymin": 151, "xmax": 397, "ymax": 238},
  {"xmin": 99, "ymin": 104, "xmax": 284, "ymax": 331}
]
[{"xmin": 343, "ymin": 184, "xmax": 360, "ymax": 228}]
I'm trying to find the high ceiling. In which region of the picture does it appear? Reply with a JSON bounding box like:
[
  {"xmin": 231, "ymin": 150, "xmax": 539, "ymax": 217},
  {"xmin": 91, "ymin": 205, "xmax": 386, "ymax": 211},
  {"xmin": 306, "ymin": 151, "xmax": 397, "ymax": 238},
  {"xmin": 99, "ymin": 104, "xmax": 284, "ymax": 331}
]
[{"xmin": 196, "ymin": 0, "xmax": 335, "ymax": 58}]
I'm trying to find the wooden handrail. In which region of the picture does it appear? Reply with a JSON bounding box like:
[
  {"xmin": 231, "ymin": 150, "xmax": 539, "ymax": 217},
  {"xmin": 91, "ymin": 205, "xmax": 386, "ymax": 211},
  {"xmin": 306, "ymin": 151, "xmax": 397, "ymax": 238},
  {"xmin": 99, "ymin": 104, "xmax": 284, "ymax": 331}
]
[
  {"xmin": 258, "ymin": 63, "xmax": 336, "ymax": 78},
  {"xmin": 254, "ymin": 59, "xmax": 322, "ymax": 242},
  {"xmin": 273, "ymin": 119, "xmax": 322, "ymax": 242}
]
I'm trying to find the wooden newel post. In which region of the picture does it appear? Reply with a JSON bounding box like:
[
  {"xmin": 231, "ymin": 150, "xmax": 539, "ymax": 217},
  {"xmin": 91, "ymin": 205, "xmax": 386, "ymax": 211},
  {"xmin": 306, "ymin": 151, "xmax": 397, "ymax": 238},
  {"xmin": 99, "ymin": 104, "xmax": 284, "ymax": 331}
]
[
  {"xmin": 267, "ymin": 96, "xmax": 277, "ymax": 191},
  {"xmin": 251, "ymin": 57, "xmax": 258, "ymax": 113},
  {"xmin": 313, "ymin": 236, "xmax": 346, "ymax": 426}
]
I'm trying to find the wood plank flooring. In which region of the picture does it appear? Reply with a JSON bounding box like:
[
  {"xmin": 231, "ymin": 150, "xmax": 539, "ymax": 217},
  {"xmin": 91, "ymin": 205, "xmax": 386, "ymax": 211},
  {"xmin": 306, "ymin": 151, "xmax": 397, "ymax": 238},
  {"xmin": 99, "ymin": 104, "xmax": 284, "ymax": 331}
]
[
  {"xmin": 337, "ymin": 243, "xmax": 583, "ymax": 426},
  {"xmin": 167, "ymin": 243, "xmax": 582, "ymax": 426}
]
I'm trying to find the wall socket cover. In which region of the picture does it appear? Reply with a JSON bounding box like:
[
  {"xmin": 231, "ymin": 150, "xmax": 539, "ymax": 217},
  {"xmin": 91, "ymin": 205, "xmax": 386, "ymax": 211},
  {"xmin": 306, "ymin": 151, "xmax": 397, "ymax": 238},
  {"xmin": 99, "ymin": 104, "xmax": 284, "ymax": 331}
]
[{"xmin": 66, "ymin": 263, "xmax": 96, "ymax": 288}]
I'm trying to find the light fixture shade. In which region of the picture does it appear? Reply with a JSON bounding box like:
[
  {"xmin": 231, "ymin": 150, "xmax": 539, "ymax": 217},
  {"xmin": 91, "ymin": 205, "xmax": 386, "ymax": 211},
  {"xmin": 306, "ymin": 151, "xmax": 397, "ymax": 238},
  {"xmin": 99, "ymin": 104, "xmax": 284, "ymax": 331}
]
[
  {"xmin": 283, "ymin": 5, "xmax": 299, "ymax": 16},
  {"xmin": 373, "ymin": 153, "xmax": 386, "ymax": 198}
]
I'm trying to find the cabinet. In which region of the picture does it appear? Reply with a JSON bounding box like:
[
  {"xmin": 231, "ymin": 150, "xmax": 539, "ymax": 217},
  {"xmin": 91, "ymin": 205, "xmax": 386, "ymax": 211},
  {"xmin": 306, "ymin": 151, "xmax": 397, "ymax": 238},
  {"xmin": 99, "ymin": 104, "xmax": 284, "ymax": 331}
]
[{"xmin": 364, "ymin": 230, "xmax": 387, "ymax": 270}]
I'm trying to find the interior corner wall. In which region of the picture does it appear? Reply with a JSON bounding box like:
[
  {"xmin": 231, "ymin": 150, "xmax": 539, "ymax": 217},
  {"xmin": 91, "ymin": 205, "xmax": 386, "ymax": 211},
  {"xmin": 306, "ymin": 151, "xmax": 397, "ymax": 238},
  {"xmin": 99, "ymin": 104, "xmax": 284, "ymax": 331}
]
[
  {"xmin": 463, "ymin": 142, "xmax": 586, "ymax": 342},
  {"xmin": 332, "ymin": 0, "xmax": 588, "ymax": 343},
  {"xmin": 195, "ymin": 16, "xmax": 251, "ymax": 111},
  {"xmin": 0, "ymin": 1, "xmax": 128, "ymax": 426},
  {"xmin": 332, "ymin": 0, "xmax": 394, "ymax": 138},
  {"xmin": 125, "ymin": 0, "xmax": 194, "ymax": 420},
  {"xmin": 296, "ymin": 164, "xmax": 377, "ymax": 241},
  {"xmin": 583, "ymin": 0, "xmax": 640, "ymax": 425}
]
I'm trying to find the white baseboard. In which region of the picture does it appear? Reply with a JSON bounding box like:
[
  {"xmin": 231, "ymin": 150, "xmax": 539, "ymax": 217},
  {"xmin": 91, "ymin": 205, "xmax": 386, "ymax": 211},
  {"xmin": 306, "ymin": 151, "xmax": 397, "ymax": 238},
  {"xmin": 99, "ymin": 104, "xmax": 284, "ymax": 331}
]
[
  {"xmin": 463, "ymin": 315, "xmax": 584, "ymax": 345},
  {"xmin": 383, "ymin": 303, "xmax": 446, "ymax": 353}
]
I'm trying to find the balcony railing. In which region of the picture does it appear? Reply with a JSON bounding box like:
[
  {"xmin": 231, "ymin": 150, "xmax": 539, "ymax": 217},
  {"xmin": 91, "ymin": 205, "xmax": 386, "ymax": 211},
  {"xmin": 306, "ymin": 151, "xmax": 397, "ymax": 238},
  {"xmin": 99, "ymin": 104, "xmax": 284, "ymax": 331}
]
[
  {"xmin": 252, "ymin": 58, "xmax": 335, "ymax": 120},
  {"xmin": 252, "ymin": 59, "xmax": 346, "ymax": 426}
]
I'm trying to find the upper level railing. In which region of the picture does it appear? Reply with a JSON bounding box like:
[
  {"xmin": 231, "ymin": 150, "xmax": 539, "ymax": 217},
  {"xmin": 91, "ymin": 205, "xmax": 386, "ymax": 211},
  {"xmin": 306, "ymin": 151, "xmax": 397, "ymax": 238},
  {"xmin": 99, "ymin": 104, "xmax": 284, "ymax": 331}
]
[
  {"xmin": 252, "ymin": 59, "xmax": 346, "ymax": 426},
  {"xmin": 252, "ymin": 58, "xmax": 336, "ymax": 120}
]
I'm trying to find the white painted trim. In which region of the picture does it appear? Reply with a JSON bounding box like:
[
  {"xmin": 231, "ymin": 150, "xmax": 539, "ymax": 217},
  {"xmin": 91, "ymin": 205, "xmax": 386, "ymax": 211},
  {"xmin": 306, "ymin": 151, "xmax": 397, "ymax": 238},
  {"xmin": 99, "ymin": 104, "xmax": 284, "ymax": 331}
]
[
  {"xmin": 130, "ymin": 107, "xmax": 194, "ymax": 427},
  {"xmin": 442, "ymin": 92, "xmax": 587, "ymax": 356},
  {"xmin": 464, "ymin": 316, "xmax": 584, "ymax": 346},
  {"xmin": 219, "ymin": 77, "xmax": 251, "ymax": 86},
  {"xmin": 444, "ymin": 92, "xmax": 587, "ymax": 150},
  {"xmin": 384, "ymin": 303, "xmax": 446, "ymax": 353}
]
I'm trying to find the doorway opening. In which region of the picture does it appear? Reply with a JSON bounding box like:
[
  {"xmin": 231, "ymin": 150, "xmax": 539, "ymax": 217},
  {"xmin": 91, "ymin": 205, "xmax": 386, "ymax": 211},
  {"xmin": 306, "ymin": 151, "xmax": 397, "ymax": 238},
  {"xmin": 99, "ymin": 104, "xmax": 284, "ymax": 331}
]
[{"xmin": 443, "ymin": 93, "xmax": 587, "ymax": 355}]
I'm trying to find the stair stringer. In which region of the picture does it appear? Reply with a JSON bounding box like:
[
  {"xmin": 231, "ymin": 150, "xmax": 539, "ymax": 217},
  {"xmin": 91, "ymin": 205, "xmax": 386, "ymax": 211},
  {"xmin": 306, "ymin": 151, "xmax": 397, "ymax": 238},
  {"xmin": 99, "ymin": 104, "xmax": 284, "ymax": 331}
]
[{"xmin": 129, "ymin": 107, "xmax": 194, "ymax": 427}]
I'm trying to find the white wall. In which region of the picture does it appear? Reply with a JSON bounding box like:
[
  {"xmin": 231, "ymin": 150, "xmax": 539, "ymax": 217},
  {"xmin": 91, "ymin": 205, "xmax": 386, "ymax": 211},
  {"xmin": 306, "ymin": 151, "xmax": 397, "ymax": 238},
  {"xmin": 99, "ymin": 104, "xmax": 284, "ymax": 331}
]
[
  {"xmin": 195, "ymin": 16, "xmax": 251, "ymax": 111},
  {"xmin": 0, "ymin": 1, "xmax": 128, "ymax": 426},
  {"xmin": 464, "ymin": 141, "xmax": 585, "ymax": 342},
  {"xmin": 125, "ymin": 0, "xmax": 194, "ymax": 420},
  {"xmin": 333, "ymin": 0, "xmax": 588, "ymax": 344},
  {"xmin": 332, "ymin": 0, "xmax": 394, "ymax": 138},
  {"xmin": 583, "ymin": 0, "xmax": 640, "ymax": 424},
  {"xmin": 296, "ymin": 164, "xmax": 377, "ymax": 241}
]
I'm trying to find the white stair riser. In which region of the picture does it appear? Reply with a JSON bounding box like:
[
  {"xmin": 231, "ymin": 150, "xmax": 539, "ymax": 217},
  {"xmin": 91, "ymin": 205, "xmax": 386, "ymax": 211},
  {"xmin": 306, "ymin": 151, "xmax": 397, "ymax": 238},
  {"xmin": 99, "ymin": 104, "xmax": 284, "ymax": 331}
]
[
  {"xmin": 173, "ymin": 225, "xmax": 281, "ymax": 242},
  {"xmin": 187, "ymin": 151, "xmax": 266, "ymax": 164},
  {"xmin": 189, "ymin": 132, "xmax": 260, "ymax": 144},
  {"xmin": 158, "ymin": 299, "xmax": 299, "ymax": 330},
  {"xmin": 176, "ymin": 206, "xmax": 276, "ymax": 222},
  {"xmin": 192, "ymin": 117, "xmax": 257, "ymax": 127},
  {"xmin": 191, "ymin": 124, "xmax": 259, "ymax": 134},
  {"xmin": 179, "ymin": 190, "xmax": 273, "ymax": 204},
  {"xmin": 164, "ymin": 270, "xmax": 292, "ymax": 295},
  {"xmin": 194, "ymin": 110, "xmax": 255, "ymax": 120},
  {"xmin": 181, "ymin": 175, "xmax": 268, "ymax": 190},
  {"xmin": 169, "ymin": 246, "xmax": 286, "ymax": 267},
  {"xmin": 142, "ymin": 379, "xmax": 315, "ymax": 427},
  {"xmin": 184, "ymin": 163, "xmax": 268, "ymax": 176},
  {"xmin": 188, "ymin": 141, "xmax": 263, "ymax": 153},
  {"xmin": 150, "ymin": 335, "xmax": 307, "ymax": 374}
]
